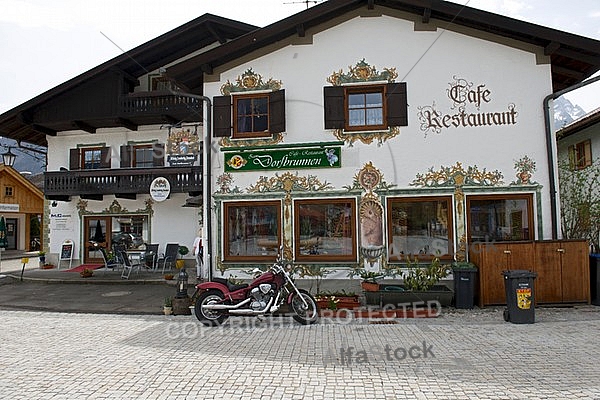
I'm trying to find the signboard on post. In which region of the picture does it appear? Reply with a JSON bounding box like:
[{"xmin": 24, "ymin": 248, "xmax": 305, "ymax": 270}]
[{"xmin": 59, "ymin": 240, "xmax": 74, "ymax": 270}]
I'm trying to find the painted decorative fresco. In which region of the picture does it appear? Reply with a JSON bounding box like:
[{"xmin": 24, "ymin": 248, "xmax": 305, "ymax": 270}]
[
  {"xmin": 220, "ymin": 68, "xmax": 282, "ymax": 95},
  {"xmin": 512, "ymin": 155, "xmax": 537, "ymax": 185},
  {"xmin": 410, "ymin": 162, "xmax": 504, "ymax": 187}
]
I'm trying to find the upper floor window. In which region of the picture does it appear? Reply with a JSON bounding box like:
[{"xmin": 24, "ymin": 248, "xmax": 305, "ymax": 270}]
[
  {"xmin": 69, "ymin": 147, "xmax": 110, "ymax": 170},
  {"xmin": 324, "ymin": 82, "xmax": 407, "ymax": 131},
  {"xmin": 569, "ymin": 140, "xmax": 592, "ymax": 170},
  {"xmin": 234, "ymin": 94, "xmax": 269, "ymax": 138},
  {"xmin": 120, "ymin": 143, "xmax": 164, "ymax": 168},
  {"xmin": 149, "ymin": 75, "xmax": 179, "ymax": 92},
  {"xmin": 4, "ymin": 186, "xmax": 14, "ymax": 197},
  {"xmin": 134, "ymin": 145, "xmax": 154, "ymax": 168},
  {"xmin": 213, "ymin": 90, "xmax": 286, "ymax": 139},
  {"xmin": 346, "ymin": 85, "xmax": 386, "ymax": 130}
]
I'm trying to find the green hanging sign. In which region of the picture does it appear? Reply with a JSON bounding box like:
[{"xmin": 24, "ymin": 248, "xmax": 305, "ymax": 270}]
[{"xmin": 224, "ymin": 146, "xmax": 341, "ymax": 172}]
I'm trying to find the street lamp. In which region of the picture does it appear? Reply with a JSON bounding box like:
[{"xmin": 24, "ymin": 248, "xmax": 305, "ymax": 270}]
[{"xmin": 2, "ymin": 147, "xmax": 16, "ymax": 167}]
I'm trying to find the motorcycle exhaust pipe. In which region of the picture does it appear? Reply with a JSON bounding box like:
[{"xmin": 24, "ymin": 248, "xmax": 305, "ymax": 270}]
[
  {"xmin": 228, "ymin": 298, "xmax": 274, "ymax": 315},
  {"xmin": 202, "ymin": 298, "xmax": 251, "ymax": 310}
]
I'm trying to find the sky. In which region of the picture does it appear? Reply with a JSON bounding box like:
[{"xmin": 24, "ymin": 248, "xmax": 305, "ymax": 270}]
[{"xmin": 1, "ymin": 0, "xmax": 599, "ymax": 116}]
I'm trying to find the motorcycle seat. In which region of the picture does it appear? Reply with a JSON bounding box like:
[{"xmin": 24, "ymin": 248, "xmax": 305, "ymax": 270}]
[{"xmin": 213, "ymin": 277, "xmax": 248, "ymax": 292}]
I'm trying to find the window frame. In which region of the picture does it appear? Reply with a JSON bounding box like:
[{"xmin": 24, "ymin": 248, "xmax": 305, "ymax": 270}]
[
  {"xmin": 294, "ymin": 198, "xmax": 357, "ymax": 263},
  {"xmin": 386, "ymin": 196, "xmax": 454, "ymax": 262},
  {"xmin": 466, "ymin": 193, "xmax": 534, "ymax": 243},
  {"xmin": 81, "ymin": 147, "xmax": 104, "ymax": 170},
  {"xmin": 223, "ymin": 200, "xmax": 282, "ymax": 262},
  {"xmin": 344, "ymin": 84, "xmax": 387, "ymax": 131},
  {"xmin": 4, "ymin": 186, "xmax": 14, "ymax": 197},
  {"xmin": 232, "ymin": 93, "xmax": 271, "ymax": 139},
  {"xmin": 569, "ymin": 139, "xmax": 592, "ymax": 170},
  {"xmin": 133, "ymin": 144, "xmax": 154, "ymax": 168}
]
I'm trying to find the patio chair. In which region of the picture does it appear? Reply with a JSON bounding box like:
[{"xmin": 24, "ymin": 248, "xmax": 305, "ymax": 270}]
[
  {"xmin": 120, "ymin": 250, "xmax": 143, "ymax": 280},
  {"xmin": 144, "ymin": 243, "xmax": 160, "ymax": 271},
  {"xmin": 157, "ymin": 243, "xmax": 179, "ymax": 273},
  {"xmin": 99, "ymin": 247, "xmax": 121, "ymax": 274}
]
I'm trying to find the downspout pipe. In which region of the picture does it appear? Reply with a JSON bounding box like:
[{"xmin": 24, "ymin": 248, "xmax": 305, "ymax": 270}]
[
  {"xmin": 543, "ymin": 74, "xmax": 600, "ymax": 239},
  {"xmin": 171, "ymin": 92, "xmax": 213, "ymax": 281}
]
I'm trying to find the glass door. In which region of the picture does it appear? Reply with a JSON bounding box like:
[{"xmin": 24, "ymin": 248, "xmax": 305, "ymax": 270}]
[{"xmin": 84, "ymin": 216, "xmax": 111, "ymax": 263}]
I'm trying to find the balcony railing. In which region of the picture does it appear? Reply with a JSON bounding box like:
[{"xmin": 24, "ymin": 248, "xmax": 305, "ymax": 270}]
[
  {"xmin": 44, "ymin": 166, "xmax": 202, "ymax": 200},
  {"xmin": 119, "ymin": 92, "xmax": 201, "ymax": 120}
]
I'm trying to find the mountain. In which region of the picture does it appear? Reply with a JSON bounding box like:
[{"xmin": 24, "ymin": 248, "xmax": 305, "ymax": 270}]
[
  {"xmin": 0, "ymin": 137, "xmax": 45, "ymax": 175},
  {"xmin": 553, "ymin": 96, "xmax": 587, "ymax": 130}
]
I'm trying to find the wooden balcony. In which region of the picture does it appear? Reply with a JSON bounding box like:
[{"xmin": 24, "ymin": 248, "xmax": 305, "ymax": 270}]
[
  {"xmin": 44, "ymin": 166, "xmax": 202, "ymax": 201},
  {"xmin": 119, "ymin": 92, "xmax": 202, "ymax": 125}
]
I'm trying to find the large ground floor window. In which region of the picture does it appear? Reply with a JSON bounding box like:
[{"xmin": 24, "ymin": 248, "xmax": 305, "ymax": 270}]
[
  {"xmin": 224, "ymin": 201, "xmax": 281, "ymax": 261},
  {"xmin": 467, "ymin": 194, "xmax": 534, "ymax": 242},
  {"xmin": 387, "ymin": 196, "xmax": 453, "ymax": 261},
  {"xmin": 294, "ymin": 198, "xmax": 357, "ymax": 262}
]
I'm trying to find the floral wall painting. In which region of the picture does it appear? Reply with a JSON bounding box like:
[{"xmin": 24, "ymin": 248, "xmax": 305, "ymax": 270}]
[
  {"xmin": 220, "ymin": 68, "xmax": 282, "ymax": 95},
  {"xmin": 512, "ymin": 155, "xmax": 537, "ymax": 185}
]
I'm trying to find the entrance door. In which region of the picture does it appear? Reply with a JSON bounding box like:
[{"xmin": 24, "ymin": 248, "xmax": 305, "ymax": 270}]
[
  {"xmin": 84, "ymin": 216, "xmax": 111, "ymax": 263},
  {"xmin": 6, "ymin": 218, "xmax": 17, "ymax": 250}
]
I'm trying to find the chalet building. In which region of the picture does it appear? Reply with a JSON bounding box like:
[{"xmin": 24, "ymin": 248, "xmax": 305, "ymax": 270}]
[
  {"xmin": 0, "ymin": 165, "xmax": 44, "ymax": 251},
  {"xmin": 0, "ymin": 0, "xmax": 599, "ymax": 296}
]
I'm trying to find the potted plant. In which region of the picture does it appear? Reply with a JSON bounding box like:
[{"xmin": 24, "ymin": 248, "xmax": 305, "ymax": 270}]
[
  {"xmin": 316, "ymin": 290, "xmax": 360, "ymax": 309},
  {"xmin": 164, "ymin": 273, "xmax": 174, "ymax": 280},
  {"xmin": 176, "ymin": 245, "xmax": 189, "ymax": 269},
  {"xmin": 366, "ymin": 256, "xmax": 454, "ymax": 307},
  {"xmin": 80, "ymin": 268, "xmax": 94, "ymax": 278},
  {"xmin": 163, "ymin": 297, "xmax": 173, "ymax": 315},
  {"xmin": 357, "ymin": 270, "xmax": 383, "ymax": 292}
]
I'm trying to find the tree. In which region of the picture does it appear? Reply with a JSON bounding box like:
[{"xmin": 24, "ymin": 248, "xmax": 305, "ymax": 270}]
[{"xmin": 558, "ymin": 157, "xmax": 600, "ymax": 252}]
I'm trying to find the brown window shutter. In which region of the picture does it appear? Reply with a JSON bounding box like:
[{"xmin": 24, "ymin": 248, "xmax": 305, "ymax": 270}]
[
  {"xmin": 213, "ymin": 95, "xmax": 232, "ymax": 137},
  {"xmin": 120, "ymin": 145, "xmax": 132, "ymax": 168},
  {"xmin": 583, "ymin": 140, "xmax": 592, "ymax": 167},
  {"xmin": 568, "ymin": 145, "xmax": 576, "ymax": 169},
  {"xmin": 386, "ymin": 82, "xmax": 408, "ymax": 126},
  {"xmin": 323, "ymin": 86, "xmax": 345, "ymax": 129},
  {"xmin": 100, "ymin": 147, "xmax": 111, "ymax": 168},
  {"xmin": 269, "ymin": 89, "xmax": 286, "ymax": 134},
  {"xmin": 153, "ymin": 143, "xmax": 165, "ymax": 167},
  {"xmin": 69, "ymin": 148, "xmax": 80, "ymax": 170}
]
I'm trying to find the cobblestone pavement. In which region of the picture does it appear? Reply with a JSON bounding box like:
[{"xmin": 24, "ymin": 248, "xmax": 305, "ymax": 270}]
[{"xmin": 2, "ymin": 307, "xmax": 600, "ymax": 399}]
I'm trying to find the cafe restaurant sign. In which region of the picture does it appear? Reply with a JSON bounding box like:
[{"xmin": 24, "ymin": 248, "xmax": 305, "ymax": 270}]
[{"xmin": 225, "ymin": 146, "xmax": 341, "ymax": 172}]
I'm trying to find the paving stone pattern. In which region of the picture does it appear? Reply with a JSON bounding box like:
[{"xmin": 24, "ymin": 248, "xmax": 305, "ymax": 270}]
[{"xmin": 1, "ymin": 307, "xmax": 600, "ymax": 399}]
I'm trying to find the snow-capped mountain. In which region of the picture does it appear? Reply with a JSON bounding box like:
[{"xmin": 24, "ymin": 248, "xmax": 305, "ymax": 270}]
[{"xmin": 553, "ymin": 96, "xmax": 587, "ymax": 130}]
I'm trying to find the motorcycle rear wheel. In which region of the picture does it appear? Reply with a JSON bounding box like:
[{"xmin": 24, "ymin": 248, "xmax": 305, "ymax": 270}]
[
  {"xmin": 289, "ymin": 289, "xmax": 319, "ymax": 325},
  {"xmin": 194, "ymin": 290, "xmax": 229, "ymax": 326}
]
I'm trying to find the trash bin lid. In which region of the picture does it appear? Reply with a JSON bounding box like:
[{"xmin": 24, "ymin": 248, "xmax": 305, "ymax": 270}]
[{"xmin": 502, "ymin": 269, "xmax": 537, "ymax": 278}]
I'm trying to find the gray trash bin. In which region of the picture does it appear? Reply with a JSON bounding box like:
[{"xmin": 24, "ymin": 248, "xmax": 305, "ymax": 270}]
[
  {"xmin": 502, "ymin": 270, "xmax": 537, "ymax": 324},
  {"xmin": 591, "ymin": 254, "xmax": 600, "ymax": 306}
]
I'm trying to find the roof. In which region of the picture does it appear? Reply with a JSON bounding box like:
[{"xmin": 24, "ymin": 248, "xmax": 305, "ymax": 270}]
[
  {"xmin": 0, "ymin": 14, "xmax": 257, "ymax": 147},
  {"xmin": 167, "ymin": 0, "xmax": 600, "ymax": 93},
  {"xmin": 556, "ymin": 107, "xmax": 600, "ymax": 140},
  {"xmin": 2, "ymin": 1, "xmax": 600, "ymax": 148},
  {"xmin": 0, "ymin": 165, "xmax": 44, "ymax": 199}
]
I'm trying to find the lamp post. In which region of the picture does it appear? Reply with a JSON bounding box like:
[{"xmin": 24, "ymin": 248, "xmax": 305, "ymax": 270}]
[{"xmin": 2, "ymin": 147, "xmax": 16, "ymax": 167}]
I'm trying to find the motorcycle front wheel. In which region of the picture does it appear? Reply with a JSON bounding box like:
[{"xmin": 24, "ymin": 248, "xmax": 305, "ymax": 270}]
[
  {"xmin": 289, "ymin": 289, "xmax": 319, "ymax": 325},
  {"xmin": 194, "ymin": 290, "xmax": 229, "ymax": 327}
]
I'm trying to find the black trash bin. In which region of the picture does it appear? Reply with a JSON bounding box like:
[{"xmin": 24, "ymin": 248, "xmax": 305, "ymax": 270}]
[
  {"xmin": 453, "ymin": 264, "xmax": 478, "ymax": 309},
  {"xmin": 591, "ymin": 254, "xmax": 600, "ymax": 306},
  {"xmin": 502, "ymin": 270, "xmax": 537, "ymax": 324}
]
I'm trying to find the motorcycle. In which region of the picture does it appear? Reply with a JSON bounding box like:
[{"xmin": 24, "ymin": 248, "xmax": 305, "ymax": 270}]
[{"xmin": 193, "ymin": 248, "xmax": 319, "ymax": 326}]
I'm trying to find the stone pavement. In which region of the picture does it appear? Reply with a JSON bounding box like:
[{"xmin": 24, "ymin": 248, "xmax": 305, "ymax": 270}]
[
  {"xmin": 2, "ymin": 254, "xmax": 600, "ymax": 398},
  {"xmin": 1, "ymin": 306, "xmax": 600, "ymax": 399}
]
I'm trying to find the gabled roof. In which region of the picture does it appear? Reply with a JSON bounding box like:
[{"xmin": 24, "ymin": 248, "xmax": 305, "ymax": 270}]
[
  {"xmin": 0, "ymin": 14, "xmax": 257, "ymax": 147},
  {"xmin": 166, "ymin": 0, "xmax": 600, "ymax": 93},
  {"xmin": 0, "ymin": 165, "xmax": 44, "ymax": 199},
  {"xmin": 557, "ymin": 108, "xmax": 600, "ymax": 140}
]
